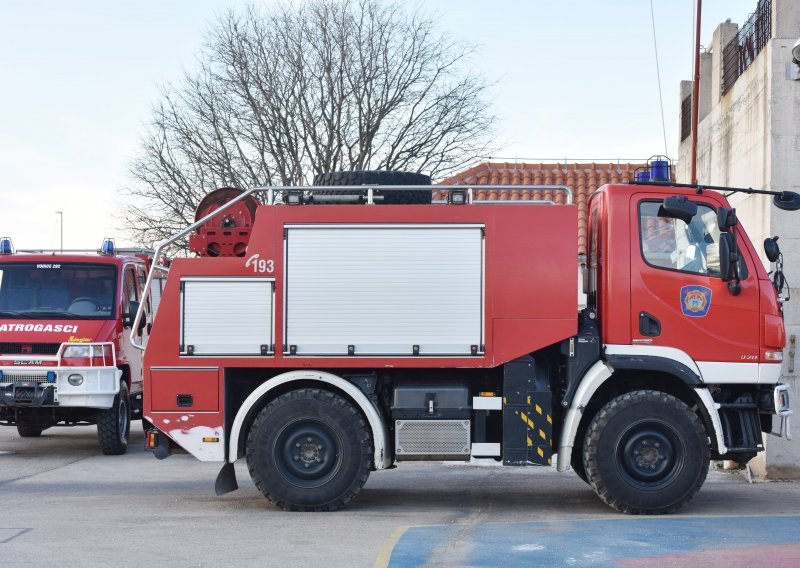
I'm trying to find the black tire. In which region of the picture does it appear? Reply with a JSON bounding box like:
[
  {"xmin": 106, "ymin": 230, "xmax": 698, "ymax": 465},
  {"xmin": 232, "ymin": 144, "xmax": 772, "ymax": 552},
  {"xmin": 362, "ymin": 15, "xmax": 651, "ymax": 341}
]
[
  {"xmin": 583, "ymin": 390, "xmax": 709, "ymax": 514},
  {"xmin": 17, "ymin": 424, "xmax": 43, "ymax": 438},
  {"xmin": 312, "ymin": 170, "xmax": 432, "ymax": 204},
  {"xmin": 246, "ymin": 388, "xmax": 372, "ymax": 511},
  {"xmin": 571, "ymin": 447, "xmax": 589, "ymax": 484},
  {"xmin": 97, "ymin": 381, "xmax": 131, "ymax": 455}
]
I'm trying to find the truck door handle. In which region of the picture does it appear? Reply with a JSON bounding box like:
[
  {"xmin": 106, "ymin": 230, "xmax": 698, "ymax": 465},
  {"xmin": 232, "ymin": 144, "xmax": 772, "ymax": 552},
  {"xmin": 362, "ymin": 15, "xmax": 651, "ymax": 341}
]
[{"xmin": 639, "ymin": 312, "xmax": 661, "ymax": 337}]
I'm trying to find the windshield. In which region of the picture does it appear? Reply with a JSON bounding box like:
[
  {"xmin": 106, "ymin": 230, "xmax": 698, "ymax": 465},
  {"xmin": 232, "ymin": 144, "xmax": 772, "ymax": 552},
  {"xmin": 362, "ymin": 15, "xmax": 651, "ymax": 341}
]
[{"xmin": 0, "ymin": 262, "xmax": 117, "ymax": 320}]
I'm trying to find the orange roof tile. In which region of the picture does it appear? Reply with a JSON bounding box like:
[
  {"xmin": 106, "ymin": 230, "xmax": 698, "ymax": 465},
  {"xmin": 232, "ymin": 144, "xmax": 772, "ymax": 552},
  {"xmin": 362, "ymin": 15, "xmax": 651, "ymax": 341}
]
[{"xmin": 439, "ymin": 162, "xmax": 647, "ymax": 255}]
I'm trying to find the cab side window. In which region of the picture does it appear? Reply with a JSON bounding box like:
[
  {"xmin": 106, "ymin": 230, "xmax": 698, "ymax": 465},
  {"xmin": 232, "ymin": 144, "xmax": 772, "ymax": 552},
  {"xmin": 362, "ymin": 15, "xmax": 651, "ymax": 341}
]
[
  {"xmin": 135, "ymin": 265, "xmax": 151, "ymax": 314},
  {"xmin": 639, "ymin": 201, "xmax": 722, "ymax": 277},
  {"xmin": 122, "ymin": 267, "xmax": 138, "ymax": 317}
]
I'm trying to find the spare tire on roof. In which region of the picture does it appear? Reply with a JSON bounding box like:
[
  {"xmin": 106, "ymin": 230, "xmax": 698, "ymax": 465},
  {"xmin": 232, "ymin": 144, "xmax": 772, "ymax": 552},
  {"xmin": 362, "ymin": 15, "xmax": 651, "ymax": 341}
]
[{"xmin": 312, "ymin": 170, "xmax": 432, "ymax": 204}]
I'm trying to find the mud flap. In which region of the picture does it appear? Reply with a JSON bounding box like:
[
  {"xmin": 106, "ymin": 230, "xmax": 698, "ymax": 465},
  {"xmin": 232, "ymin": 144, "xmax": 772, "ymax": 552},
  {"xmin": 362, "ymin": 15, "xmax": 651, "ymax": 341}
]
[
  {"xmin": 215, "ymin": 462, "xmax": 239, "ymax": 496},
  {"xmin": 502, "ymin": 356, "xmax": 553, "ymax": 466}
]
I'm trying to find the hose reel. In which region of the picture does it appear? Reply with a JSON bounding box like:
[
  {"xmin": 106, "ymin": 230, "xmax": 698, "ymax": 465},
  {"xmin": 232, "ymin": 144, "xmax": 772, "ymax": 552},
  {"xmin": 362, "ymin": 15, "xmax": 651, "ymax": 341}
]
[{"xmin": 189, "ymin": 187, "xmax": 259, "ymax": 257}]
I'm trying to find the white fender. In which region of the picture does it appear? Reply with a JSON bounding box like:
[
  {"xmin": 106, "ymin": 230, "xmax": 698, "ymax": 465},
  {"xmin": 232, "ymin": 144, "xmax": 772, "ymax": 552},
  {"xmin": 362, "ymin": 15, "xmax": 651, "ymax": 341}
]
[
  {"xmin": 556, "ymin": 359, "xmax": 728, "ymax": 472},
  {"xmin": 228, "ymin": 370, "xmax": 392, "ymax": 469},
  {"xmin": 556, "ymin": 360, "xmax": 612, "ymax": 472},
  {"xmin": 693, "ymin": 387, "xmax": 728, "ymax": 455}
]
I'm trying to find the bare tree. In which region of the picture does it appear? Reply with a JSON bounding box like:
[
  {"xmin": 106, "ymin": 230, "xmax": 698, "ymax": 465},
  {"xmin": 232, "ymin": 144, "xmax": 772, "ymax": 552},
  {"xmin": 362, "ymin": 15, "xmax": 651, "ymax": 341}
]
[{"xmin": 124, "ymin": 0, "xmax": 495, "ymax": 247}]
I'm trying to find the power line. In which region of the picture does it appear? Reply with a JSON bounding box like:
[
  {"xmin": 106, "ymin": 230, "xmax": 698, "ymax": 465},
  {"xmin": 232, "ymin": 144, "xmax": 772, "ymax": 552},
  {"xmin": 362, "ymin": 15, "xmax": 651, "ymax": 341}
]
[{"xmin": 650, "ymin": 0, "xmax": 669, "ymax": 156}]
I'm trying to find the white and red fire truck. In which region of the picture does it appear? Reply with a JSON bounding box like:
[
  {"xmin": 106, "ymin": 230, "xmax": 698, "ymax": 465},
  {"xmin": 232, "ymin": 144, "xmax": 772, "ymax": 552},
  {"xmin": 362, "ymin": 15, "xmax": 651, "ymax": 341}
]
[
  {"xmin": 0, "ymin": 239, "xmax": 160, "ymax": 454},
  {"xmin": 134, "ymin": 167, "xmax": 794, "ymax": 513}
]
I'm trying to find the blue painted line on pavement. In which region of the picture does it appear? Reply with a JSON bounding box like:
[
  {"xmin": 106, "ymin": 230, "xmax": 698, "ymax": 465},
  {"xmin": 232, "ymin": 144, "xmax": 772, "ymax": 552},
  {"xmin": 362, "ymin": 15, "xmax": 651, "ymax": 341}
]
[{"xmin": 388, "ymin": 515, "xmax": 800, "ymax": 567}]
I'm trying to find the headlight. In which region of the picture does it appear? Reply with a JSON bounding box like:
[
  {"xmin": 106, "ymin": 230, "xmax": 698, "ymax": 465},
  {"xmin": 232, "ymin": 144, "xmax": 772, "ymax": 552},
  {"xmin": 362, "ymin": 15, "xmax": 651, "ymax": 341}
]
[
  {"xmin": 67, "ymin": 374, "xmax": 84, "ymax": 386},
  {"xmin": 62, "ymin": 345, "xmax": 91, "ymax": 358}
]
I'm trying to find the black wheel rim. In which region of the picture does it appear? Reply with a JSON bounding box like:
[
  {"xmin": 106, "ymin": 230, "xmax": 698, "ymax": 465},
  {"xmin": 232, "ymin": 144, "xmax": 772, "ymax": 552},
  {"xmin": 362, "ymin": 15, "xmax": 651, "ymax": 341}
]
[
  {"xmin": 118, "ymin": 398, "xmax": 128, "ymax": 444},
  {"xmin": 615, "ymin": 420, "xmax": 684, "ymax": 489},
  {"xmin": 273, "ymin": 419, "xmax": 342, "ymax": 488}
]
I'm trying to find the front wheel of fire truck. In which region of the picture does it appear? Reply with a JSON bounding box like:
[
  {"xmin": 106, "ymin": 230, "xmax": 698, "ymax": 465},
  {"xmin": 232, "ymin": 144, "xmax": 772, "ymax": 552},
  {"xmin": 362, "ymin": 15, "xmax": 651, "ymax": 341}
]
[
  {"xmin": 97, "ymin": 380, "xmax": 131, "ymax": 455},
  {"xmin": 246, "ymin": 388, "xmax": 373, "ymax": 512},
  {"xmin": 583, "ymin": 390, "xmax": 709, "ymax": 514}
]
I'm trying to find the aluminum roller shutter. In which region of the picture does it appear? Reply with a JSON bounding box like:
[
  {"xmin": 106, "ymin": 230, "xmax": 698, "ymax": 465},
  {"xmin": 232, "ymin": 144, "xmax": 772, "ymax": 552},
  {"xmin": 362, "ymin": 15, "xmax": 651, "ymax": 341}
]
[
  {"xmin": 181, "ymin": 278, "xmax": 274, "ymax": 355},
  {"xmin": 285, "ymin": 225, "xmax": 483, "ymax": 356}
]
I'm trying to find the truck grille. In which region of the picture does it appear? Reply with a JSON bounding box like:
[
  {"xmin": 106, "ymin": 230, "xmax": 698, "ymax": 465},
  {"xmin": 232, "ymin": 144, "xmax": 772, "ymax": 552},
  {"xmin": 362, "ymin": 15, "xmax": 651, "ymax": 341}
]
[
  {"xmin": 0, "ymin": 343, "xmax": 61, "ymax": 355},
  {"xmin": 0, "ymin": 372, "xmax": 52, "ymax": 384}
]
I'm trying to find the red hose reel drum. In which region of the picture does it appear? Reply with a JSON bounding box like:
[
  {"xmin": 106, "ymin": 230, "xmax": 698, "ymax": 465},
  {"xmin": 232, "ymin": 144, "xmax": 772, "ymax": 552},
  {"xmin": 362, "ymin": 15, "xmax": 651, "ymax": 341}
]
[{"xmin": 188, "ymin": 187, "xmax": 259, "ymax": 257}]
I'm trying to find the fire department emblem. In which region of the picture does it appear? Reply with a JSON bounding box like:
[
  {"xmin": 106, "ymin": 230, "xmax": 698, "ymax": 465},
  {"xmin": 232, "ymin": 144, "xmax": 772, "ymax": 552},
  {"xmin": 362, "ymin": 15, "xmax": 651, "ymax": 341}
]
[{"xmin": 680, "ymin": 285, "xmax": 712, "ymax": 317}]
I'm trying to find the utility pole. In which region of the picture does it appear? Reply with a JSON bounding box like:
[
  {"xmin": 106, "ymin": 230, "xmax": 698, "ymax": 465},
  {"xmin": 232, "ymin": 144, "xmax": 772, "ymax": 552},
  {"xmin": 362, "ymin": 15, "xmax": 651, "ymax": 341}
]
[
  {"xmin": 691, "ymin": 0, "xmax": 702, "ymax": 185},
  {"xmin": 55, "ymin": 211, "xmax": 63, "ymax": 252}
]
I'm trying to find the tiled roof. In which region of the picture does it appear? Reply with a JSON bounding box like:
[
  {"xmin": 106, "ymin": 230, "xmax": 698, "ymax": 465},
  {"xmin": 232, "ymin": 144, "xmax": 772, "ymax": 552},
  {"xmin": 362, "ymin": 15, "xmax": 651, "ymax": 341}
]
[{"xmin": 439, "ymin": 162, "xmax": 646, "ymax": 255}]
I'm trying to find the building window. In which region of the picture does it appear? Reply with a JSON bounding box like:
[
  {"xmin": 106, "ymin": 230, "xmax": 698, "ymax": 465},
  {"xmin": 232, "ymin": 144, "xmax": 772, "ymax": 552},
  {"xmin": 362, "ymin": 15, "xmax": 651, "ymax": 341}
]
[
  {"xmin": 721, "ymin": 0, "xmax": 772, "ymax": 96},
  {"xmin": 680, "ymin": 94, "xmax": 692, "ymax": 142}
]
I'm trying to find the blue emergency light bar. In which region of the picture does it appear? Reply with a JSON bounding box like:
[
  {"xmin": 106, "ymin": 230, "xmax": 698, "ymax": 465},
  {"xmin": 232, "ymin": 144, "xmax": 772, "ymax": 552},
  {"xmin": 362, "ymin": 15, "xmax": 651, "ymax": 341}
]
[
  {"xmin": 0, "ymin": 237, "xmax": 13, "ymax": 255},
  {"xmin": 101, "ymin": 238, "xmax": 116, "ymax": 256}
]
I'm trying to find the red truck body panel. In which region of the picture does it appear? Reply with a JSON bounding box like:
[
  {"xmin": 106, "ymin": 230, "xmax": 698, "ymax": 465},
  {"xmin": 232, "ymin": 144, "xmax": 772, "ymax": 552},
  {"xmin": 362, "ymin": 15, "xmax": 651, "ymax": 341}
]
[
  {"xmin": 143, "ymin": 203, "xmax": 577, "ymax": 444},
  {"xmin": 144, "ymin": 203, "xmax": 578, "ymax": 371}
]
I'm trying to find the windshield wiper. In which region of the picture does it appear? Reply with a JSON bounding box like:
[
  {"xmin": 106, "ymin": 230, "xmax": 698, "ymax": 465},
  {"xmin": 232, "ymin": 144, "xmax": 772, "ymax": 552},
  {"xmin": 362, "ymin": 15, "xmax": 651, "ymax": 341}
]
[
  {"xmin": 0, "ymin": 310, "xmax": 36, "ymax": 319},
  {"xmin": 29, "ymin": 311, "xmax": 94, "ymax": 320}
]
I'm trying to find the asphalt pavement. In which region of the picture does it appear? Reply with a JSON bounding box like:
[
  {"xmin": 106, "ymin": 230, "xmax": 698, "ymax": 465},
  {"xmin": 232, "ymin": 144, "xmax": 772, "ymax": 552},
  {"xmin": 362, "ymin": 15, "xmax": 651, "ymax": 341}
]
[{"xmin": 0, "ymin": 423, "xmax": 798, "ymax": 567}]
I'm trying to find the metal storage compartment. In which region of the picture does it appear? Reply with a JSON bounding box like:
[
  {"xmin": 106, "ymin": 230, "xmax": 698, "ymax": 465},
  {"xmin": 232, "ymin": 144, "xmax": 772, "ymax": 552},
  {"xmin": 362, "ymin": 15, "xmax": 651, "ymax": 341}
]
[
  {"xmin": 391, "ymin": 381, "xmax": 472, "ymax": 460},
  {"xmin": 180, "ymin": 277, "xmax": 274, "ymax": 356},
  {"xmin": 284, "ymin": 224, "xmax": 484, "ymax": 356},
  {"xmin": 391, "ymin": 382, "xmax": 471, "ymax": 419}
]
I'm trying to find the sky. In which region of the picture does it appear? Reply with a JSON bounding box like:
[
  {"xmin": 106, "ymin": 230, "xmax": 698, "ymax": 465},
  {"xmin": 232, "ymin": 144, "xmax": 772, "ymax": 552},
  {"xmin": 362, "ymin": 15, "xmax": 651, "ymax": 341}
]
[{"xmin": 0, "ymin": 0, "xmax": 761, "ymax": 249}]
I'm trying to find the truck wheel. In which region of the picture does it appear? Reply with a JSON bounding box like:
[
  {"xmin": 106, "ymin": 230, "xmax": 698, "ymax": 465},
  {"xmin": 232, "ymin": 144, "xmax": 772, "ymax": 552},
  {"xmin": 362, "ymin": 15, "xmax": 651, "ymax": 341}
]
[
  {"xmin": 17, "ymin": 425, "xmax": 43, "ymax": 438},
  {"xmin": 570, "ymin": 449, "xmax": 589, "ymax": 484},
  {"xmin": 313, "ymin": 170, "xmax": 432, "ymax": 204},
  {"xmin": 583, "ymin": 390, "xmax": 709, "ymax": 514},
  {"xmin": 246, "ymin": 388, "xmax": 373, "ymax": 511},
  {"xmin": 97, "ymin": 381, "xmax": 131, "ymax": 455}
]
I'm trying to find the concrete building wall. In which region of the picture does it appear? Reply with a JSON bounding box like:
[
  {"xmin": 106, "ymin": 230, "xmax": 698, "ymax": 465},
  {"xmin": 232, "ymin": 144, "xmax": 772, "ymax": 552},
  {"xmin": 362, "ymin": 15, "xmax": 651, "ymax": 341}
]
[{"xmin": 677, "ymin": 0, "xmax": 800, "ymax": 478}]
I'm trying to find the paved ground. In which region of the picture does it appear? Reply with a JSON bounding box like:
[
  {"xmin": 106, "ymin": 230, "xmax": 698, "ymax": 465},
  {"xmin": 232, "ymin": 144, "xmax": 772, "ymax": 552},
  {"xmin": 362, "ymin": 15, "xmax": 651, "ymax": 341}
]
[{"xmin": 0, "ymin": 423, "xmax": 798, "ymax": 567}]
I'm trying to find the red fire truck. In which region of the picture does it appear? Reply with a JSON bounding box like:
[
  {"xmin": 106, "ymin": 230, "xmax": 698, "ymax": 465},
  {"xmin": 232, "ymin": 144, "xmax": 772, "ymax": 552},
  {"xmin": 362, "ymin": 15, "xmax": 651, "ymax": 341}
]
[
  {"xmin": 0, "ymin": 239, "xmax": 159, "ymax": 454},
  {"xmin": 135, "ymin": 168, "xmax": 794, "ymax": 513}
]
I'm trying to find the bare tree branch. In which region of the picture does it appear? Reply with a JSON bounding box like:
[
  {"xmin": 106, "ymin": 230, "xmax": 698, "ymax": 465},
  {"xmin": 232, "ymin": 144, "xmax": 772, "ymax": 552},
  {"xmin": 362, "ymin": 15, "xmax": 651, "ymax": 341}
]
[{"xmin": 124, "ymin": 0, "xmax": 496, "ymax": 248}]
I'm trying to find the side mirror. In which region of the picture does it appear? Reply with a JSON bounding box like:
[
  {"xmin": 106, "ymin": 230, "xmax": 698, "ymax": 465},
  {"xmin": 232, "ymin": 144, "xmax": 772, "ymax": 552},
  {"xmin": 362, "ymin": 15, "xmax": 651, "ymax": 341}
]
[
  {"xmin": 717, "ymin": 207, "xmax": 737, "ymax": 231},
  {"xmin": 773, "ymin": 191, "xmax": 800, "ymax": 211},
  {"xmin": 659, "ymin": 196, "xmax": 697, "ymax": 225},
  {"xmin": 124, "ymin": 300, "xmax": 140, "ymax": 329},
  {"xmin": 764, "ymin": 236, "xmax": 780, "ymax": 263},
  {"xmin": 720, "ymin": 233, "xmax": 742, "ymax": 295},
  {"xmin": 719, "ymin": 233, "xmax": 737, "ymax": 282}
]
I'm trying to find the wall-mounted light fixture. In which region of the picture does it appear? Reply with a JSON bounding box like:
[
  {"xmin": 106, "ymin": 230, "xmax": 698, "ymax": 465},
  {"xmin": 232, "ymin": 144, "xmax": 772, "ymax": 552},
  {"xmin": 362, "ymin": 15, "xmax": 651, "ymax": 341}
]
[{"xmin": 787, "ymin": 38, "xmax": 800, "ymax": 80}]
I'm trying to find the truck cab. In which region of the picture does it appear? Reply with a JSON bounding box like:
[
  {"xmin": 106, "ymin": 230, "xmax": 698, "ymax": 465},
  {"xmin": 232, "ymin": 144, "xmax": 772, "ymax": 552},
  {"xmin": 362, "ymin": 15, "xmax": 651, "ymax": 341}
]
[
  {"xmin": 576, "ymin": 184, "xmax": 789, "ymax": 473},
  {"xmin": 0, "ymin": 239, "xmax": 155, "ymax": 454}
]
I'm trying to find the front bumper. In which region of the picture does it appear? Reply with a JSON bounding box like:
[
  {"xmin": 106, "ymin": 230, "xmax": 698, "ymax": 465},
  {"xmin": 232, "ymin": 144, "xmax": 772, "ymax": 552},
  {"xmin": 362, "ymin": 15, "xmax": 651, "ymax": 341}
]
[{"xmin": 0, "ymin": 366, "xmax": 122, "ymax": 409}]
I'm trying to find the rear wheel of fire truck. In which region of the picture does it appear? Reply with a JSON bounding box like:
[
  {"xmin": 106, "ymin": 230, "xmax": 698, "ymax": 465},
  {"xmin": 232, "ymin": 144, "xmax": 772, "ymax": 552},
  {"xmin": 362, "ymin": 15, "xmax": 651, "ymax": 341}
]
[
  {"xmin": 246, "ymin": 388, "xmax": 372, "ymax": 511},
  {"xmin": 16, "ymin": 424, "xmax": 43, "ymax": 438},
  {"xmin": 312, "ymin": 170, "xmax": 432, "ymax": 204},
  {"xmin": 583, "ymin": 390, "xmax": 709, "ymax": 514},
  {"xmin": 97, "ymin": 381, "xmax": 131, "ymax": 455}
]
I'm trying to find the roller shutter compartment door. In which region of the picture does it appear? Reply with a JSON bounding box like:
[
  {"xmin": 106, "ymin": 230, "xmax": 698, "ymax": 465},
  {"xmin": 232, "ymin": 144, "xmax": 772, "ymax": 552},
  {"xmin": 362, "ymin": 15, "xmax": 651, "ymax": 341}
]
[
  {"xmin": 181, "ymin": 278, "xmax": 274, "ymax": 355},
  {"xmin": 285, "ymin": 225, "xmax": 483, "ymax": 356}
]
